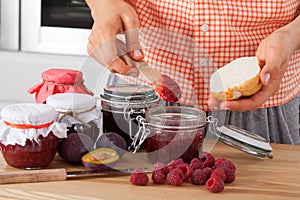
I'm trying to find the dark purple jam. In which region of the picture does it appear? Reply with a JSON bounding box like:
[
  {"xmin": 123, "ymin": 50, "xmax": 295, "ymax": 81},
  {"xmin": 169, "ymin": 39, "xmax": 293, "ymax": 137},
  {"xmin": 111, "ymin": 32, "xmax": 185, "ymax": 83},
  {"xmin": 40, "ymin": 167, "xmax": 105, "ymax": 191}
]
[
  {"xmin": 0, "ymin": 132, "xmax": 59, "ymax": 169},
  {"xmin": 102, "ymin": 110, "xmax": 144, "ymax": 149},
  {"xmin": 146, "ymin": 128, "xmax": 205, "ymax": 163}
]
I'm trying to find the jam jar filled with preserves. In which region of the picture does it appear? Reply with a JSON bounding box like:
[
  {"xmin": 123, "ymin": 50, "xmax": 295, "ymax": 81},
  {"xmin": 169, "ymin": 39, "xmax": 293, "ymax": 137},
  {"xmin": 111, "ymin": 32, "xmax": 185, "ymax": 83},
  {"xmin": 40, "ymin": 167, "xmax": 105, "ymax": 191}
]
[
  {"xmin": 146, "ymin": 106, "xmax": 206, "ymax": 163},
  {"xmin": 101, "ymin": 84, "xmax": 159, "ymax": 151},
  {"xmin": 46, "ymin": 93, "xmax": 101, "ymax": 164},
  {"xmin": 0, "ymin": 103, "xmax": 67, "ymax": 169}
]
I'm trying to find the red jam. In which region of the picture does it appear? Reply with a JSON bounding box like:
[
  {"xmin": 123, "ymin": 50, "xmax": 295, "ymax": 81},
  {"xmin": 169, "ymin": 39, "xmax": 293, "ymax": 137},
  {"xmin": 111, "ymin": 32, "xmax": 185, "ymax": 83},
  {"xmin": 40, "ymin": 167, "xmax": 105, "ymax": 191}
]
[
  {"xmin": 154, "ymin": 74, "xmax": 182, "ymax": 102},
  {"xmin": 146, "ymin": 128, "xmax": 205, "ymax": 164},
  {"xmin": 0, "ymin": 132, "xmax": 59, "ymax": 169}
]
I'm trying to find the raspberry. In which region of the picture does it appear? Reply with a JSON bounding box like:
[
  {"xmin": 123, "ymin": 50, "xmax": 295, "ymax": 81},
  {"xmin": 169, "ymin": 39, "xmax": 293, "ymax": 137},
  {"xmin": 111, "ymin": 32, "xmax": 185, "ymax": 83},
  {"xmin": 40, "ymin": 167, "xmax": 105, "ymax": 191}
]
[
  {"xmin": 151, "ymin": 170, "xmax": 166, "ymax": 184},
  {"xmin": 219, "ymin": 166, "xmax": 236, "ymax": 183},
  {"xmin": 153, "ymin": 162, "xmax": 169, "ymax": 175},
  {"xmin": 177, "ymin": 163, "xmax": 193, "ymax": 181},
  {"xmin": 216, "ymin": 159, "xmax": 236, "ymax": 173},
  {"xmin": 203, "ymin": 167, "xmax": 214, "ymax": 179},
  {"xmin": 199, "ymin": 152, "xmax": 215, "ymax": 168},
  {"xmin": 190, "ymin": 158, "xmax": 204, "ymax": 170},
  {"xmin": 166, "ymin": 168, "xmax": 184, "ymax": 186},
  {"xmin": 215, "ymin": 158, "xmax": 227, "ymax": 167},
  {"xmin": 167, "ymin": 158, "xmax": 184, "ymax": 171},
  {"xmin": 191, "ymin": 169, "xmax": 207, "ymax": 185},
  {"xmin": 130, "ymin": 168, "xmax": 149, "ymax": 186},
  {"xmin": 206, "ymin": 177, "xmax": 225, "ymax": 193},
  {"xmin": 211, "ymin": 168, "xmax": 226, "ymax": 182}
]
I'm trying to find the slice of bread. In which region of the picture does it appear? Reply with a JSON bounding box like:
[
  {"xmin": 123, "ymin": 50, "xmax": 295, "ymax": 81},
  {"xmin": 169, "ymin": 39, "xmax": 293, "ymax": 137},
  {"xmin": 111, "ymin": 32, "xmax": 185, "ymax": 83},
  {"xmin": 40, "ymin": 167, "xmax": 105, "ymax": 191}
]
[{"xmin": 210, "ymin": 57, "xmax": 262, "ymax": 101}]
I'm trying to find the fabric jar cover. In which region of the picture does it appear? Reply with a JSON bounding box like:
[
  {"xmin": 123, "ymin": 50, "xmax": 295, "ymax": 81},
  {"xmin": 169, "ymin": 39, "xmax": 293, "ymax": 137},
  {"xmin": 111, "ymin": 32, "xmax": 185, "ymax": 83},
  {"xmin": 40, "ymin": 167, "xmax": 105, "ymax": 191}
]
[
  {"xmin": 46, "ymin": 93, "xmax": 101, "ymax": 128},
  {"xmin": 0, "ymin": 103, "xmax": 67, "ymax": 146},
  {"xmin": 28, "ymin": 68, "xmax": 94, "ymax": 103}
]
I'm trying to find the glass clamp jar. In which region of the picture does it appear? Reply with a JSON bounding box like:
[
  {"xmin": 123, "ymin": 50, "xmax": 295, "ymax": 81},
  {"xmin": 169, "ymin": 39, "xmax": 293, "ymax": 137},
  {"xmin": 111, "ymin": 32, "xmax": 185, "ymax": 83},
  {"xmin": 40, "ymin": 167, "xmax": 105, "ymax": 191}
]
[
  {"xmin": 142, "ymin": 106, "xmax": 208, "ymax": 163},
  {"xmin": 100, "ymin": 84, "xmax": 159, "ymax": 151},
  {"xmin": 46, "ymin": 93, "xmax": 101, "ymax": 164},
  {"xmin": 0, "ymin": 103, "xmax": 67, "ymax": 169}
]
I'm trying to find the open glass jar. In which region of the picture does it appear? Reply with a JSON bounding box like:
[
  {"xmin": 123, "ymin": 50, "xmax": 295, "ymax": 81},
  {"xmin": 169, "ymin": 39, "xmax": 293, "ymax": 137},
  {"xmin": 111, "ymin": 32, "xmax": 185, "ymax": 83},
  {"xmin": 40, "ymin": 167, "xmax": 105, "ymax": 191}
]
[
  {"xmin": 0, "ymin": 103, "xmax": 67, "ymax": 169},
  {"xmin": 100, "ymin": 84, "xmax": 159, "ymax": 150},
  {"xmin": 145, "ymin": 106, "xmax": 207, "ymax": 163}
]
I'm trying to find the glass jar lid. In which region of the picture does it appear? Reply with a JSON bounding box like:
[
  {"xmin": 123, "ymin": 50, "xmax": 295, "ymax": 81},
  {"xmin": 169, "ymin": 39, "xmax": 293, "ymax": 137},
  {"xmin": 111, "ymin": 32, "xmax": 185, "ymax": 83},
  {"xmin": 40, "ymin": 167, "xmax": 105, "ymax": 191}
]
[
  {"xmin": 101, "ymin": 84, "xmax": 159, "ymax": 105},
  {"xmin": 216, "ymin": 125, "xmax": 273, "ymax": 158}
]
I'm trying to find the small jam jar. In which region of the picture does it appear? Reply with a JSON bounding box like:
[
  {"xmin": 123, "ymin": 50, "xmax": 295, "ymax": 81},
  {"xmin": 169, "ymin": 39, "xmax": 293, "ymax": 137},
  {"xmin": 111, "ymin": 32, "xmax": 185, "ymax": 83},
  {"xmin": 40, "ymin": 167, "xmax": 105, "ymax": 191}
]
[
  {"xmin": 46, "ymin": 93, "xmax": 101, "ymax": 152},
  {"xmin": 101, "ymin": 84, "xmax": 159, "ymax": 150},
  {"xmin": 146, "ymin": 106, "xmax": 206, "ymax": 163},
  {"xmin": 0, "ymin": 103, "xmax": 67, "ymax": 169},
  {"xmin": 28, "ymin": 68, "xmax": 94, "ymax": 103}
]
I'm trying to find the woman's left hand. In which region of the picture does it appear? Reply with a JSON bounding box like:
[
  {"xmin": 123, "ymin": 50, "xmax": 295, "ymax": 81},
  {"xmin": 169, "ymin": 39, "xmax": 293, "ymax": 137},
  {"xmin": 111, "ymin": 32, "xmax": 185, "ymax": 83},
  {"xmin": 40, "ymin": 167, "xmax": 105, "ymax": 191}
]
[{"xmin": 208, "ymin": 20, "xmax": 300, "ymax": 111}]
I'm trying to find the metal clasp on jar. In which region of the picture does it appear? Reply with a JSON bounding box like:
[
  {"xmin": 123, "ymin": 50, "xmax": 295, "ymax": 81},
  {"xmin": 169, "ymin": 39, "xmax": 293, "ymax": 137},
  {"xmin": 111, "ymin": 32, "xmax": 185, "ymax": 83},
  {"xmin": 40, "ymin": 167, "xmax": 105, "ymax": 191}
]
[{"xmin": 123, "ymin": 95, "xmax": 150, "ymax": 153}]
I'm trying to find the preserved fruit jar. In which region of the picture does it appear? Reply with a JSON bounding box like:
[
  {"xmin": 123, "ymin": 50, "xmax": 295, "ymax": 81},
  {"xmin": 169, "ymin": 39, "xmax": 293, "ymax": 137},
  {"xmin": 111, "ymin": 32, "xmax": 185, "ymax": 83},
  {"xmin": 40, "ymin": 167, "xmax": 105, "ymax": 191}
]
[
  {"xmin": 101, "ymin": 84, "xmax": 159, "ymax": 151},
  {"xmin": 146, "ymin": 106, "xmax": 206, "ymax": 163},
  {"xmin": 0, "ymin": 103, "xmax": 67, "ymax": 169},
  {"xmin": 46, "ymin": 93, "xmax": 101, "ymax": 164},
  {"xmin": 28, "ymin": 68, "xmax": 94, "ymax": 103}
]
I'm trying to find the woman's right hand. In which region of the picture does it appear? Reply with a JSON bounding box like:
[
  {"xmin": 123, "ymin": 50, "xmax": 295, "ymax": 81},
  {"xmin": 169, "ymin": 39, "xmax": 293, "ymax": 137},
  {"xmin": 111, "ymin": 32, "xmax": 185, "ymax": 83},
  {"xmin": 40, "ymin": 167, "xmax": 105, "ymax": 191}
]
[{"xmin": 85, "ymin": 0, "xmax": 143, "ymax": 76}]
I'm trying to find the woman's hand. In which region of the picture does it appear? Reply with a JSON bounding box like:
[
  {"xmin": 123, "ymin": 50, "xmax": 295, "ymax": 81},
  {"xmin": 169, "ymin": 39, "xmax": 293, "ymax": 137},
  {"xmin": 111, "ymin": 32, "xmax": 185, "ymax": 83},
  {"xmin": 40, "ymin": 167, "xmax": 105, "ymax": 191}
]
[
  {"xmin": 208, "ymin": 16, "xmax": 300, "ymax": 111},
  {"xmin": 86, "ymin": 0, "xmax": 143, "ymax": 76}
]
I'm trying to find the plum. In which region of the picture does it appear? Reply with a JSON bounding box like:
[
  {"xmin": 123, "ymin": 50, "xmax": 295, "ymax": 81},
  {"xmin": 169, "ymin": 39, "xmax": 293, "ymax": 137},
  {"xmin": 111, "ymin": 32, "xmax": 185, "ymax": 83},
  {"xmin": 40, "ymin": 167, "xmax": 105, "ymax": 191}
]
[
  {"xmin": 82, "ymin": 148, "xmax": 119, "ymax": 170},
  {"xmin": 95, "ymin": 132, "xmax": 127, "ymax": 157},
  {"xmin": 58, "ymin": 132, "xmax": 94, "ymax": 164},
  {"xmin": 67, "ymin": 122, "xmax": 100, "ymax": 144}
]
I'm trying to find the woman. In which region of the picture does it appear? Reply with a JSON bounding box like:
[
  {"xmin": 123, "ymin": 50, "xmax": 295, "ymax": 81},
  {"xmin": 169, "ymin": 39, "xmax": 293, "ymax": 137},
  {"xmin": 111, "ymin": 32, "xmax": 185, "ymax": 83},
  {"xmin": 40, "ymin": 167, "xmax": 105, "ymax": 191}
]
[{"xmin": 86, "ymin": 0, "xmax": 300, "ymax": 144}]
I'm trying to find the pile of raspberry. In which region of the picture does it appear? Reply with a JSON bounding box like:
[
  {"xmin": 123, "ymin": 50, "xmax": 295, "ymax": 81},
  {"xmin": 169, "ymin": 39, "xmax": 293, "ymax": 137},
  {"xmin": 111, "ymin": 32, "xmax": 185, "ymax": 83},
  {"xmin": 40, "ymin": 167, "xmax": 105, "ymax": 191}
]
[{"xmin": 129, "ymin": 152, "xmax": 236, "ymax": 193}]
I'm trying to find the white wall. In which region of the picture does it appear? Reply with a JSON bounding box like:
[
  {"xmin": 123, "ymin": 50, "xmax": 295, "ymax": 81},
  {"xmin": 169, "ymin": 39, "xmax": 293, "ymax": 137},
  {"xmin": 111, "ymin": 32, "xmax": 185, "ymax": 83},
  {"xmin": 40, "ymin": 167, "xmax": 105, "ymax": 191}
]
[{"xmin": 0, "ymin": 50, "xmax": 109, "ymax": 108}]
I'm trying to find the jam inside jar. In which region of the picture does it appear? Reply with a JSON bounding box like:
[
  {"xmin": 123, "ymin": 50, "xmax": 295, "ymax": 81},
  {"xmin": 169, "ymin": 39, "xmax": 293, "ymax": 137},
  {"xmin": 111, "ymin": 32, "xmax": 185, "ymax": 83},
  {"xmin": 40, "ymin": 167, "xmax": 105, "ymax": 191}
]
[
  {"xmin": 146, "ymin": 106, "xmax": 206, "ymax": 163},
  {"xmin": 0, "ymin": 132, "xmax": 59, "ymax": 169},
  {"xmin": 101, "ymin": 84, "xmax": 159, "ymax": 150}
]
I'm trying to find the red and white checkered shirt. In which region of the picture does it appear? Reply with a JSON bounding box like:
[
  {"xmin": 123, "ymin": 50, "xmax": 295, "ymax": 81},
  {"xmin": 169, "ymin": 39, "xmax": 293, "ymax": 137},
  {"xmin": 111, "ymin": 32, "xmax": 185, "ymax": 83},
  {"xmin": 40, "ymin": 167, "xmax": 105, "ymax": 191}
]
[{"xmin": 124, "ymin": 0, "xmax": 300, "ymax": 111}]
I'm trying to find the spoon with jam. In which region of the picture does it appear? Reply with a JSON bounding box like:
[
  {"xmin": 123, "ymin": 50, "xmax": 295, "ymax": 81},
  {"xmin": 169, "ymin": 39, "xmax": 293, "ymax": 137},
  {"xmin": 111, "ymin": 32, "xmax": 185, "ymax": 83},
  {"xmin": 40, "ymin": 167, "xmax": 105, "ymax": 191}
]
[{"xmin": 117, "ymin": 39, "xmax": 182, "ymax": 103}]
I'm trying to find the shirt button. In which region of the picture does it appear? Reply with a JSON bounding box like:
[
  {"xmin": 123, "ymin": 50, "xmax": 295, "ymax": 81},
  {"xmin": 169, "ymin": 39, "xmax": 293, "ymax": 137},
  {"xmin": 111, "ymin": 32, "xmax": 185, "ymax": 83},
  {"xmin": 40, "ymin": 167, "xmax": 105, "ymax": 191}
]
[
  {"xmin": 200, "ymin": 58, "xmax": 208, "ymax": 66},
  {"xmin": 201, "ymin": 23, "xmax": 209, "ymax": 32}
]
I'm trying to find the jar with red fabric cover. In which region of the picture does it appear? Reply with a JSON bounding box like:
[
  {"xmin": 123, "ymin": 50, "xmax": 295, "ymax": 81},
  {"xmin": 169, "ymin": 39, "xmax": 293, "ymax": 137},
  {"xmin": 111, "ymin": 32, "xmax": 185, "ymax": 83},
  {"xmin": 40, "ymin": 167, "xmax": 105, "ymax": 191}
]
[
  {"xmin": 28, "ymin": 68, "xmax": 93, "ymax": 103},
  {"xmin": 0, "ymin": 103, "xmax": 67, "ymax": 169}
]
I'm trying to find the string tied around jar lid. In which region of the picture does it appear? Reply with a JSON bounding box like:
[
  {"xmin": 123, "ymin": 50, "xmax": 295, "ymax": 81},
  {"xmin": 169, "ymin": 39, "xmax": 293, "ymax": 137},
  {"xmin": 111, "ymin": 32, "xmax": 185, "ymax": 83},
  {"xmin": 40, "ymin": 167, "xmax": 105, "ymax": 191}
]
[{"xmin": 57, "ymin": 106, "xmax": 96, "ymax": 129}]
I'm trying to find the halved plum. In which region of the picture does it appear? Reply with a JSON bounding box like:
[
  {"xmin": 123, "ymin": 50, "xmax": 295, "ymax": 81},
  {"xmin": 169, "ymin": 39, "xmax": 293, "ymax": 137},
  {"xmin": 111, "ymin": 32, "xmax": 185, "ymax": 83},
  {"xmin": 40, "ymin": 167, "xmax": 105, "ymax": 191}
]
[{"xmin": 82, "ymin": 148, "xmax": 119, "ymax": 170}]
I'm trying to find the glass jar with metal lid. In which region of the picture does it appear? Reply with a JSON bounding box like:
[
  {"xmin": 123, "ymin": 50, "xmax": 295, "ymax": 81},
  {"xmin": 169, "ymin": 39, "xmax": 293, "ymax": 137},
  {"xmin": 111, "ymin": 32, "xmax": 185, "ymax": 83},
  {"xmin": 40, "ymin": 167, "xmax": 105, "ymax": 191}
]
[{"xmin": 100, "ymin": 84, "xmax": 159, "ymax": 151}]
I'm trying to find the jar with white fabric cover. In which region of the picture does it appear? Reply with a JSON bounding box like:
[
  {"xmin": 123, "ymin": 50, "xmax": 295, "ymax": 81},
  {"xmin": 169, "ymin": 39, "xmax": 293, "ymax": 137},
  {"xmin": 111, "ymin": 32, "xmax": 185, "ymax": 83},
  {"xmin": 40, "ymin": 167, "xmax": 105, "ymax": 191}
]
[
  {"xmin": 0, "ymin": 103, "xmax": 67, "ymax": 169},
  {"xmin": 46, "ymin": 93, "xmax": 101, "ymax": 164}
]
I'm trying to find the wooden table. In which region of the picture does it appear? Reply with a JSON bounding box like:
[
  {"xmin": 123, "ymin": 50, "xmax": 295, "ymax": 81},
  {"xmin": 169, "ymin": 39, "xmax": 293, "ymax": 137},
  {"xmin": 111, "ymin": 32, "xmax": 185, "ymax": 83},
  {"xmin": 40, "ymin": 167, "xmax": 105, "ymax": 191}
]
[{"xmin": 0, "ymin": 141, "xmax": 299, "ymax": 200}]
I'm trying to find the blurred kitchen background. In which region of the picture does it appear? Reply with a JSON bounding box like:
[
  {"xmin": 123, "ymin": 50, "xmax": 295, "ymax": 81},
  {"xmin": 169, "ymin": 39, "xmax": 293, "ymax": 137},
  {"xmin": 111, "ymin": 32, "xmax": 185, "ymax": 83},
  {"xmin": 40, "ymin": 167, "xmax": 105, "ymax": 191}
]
[{"xmin": 0, "ymin": 0, "xmax": 109, "ymax": 108}]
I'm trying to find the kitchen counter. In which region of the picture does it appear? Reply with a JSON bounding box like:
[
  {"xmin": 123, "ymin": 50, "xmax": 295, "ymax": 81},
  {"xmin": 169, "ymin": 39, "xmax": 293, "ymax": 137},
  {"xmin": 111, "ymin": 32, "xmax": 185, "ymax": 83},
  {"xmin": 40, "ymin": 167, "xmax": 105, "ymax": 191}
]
[{"xmin": 0, "ymin": 141, "xmax": 299, "ymax": 200}]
